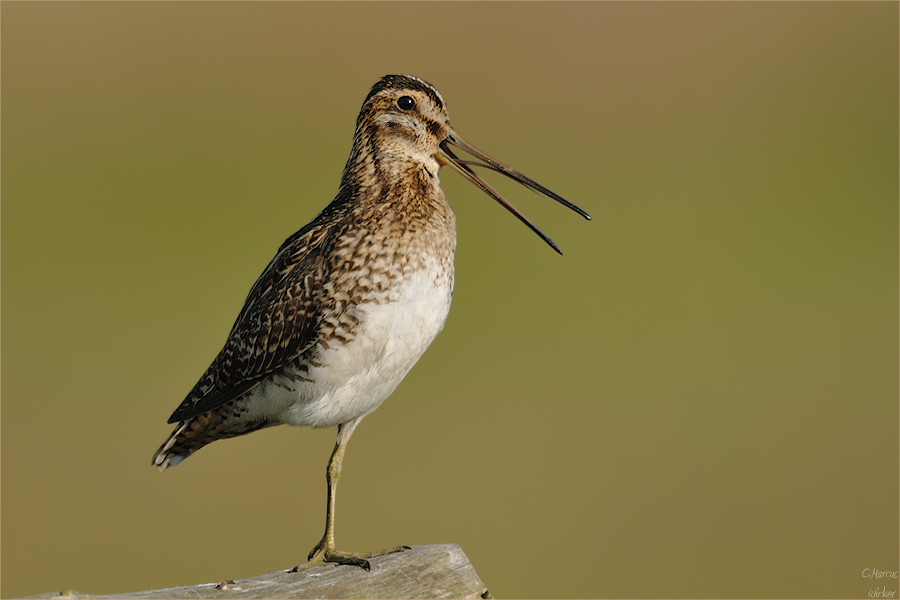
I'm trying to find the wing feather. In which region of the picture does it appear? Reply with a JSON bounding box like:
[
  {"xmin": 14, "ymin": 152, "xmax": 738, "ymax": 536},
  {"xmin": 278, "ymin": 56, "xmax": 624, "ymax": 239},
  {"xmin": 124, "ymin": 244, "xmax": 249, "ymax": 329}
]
[{"xmin": 167, "ymin": 196, "xmax": 354, "ymax": 424}]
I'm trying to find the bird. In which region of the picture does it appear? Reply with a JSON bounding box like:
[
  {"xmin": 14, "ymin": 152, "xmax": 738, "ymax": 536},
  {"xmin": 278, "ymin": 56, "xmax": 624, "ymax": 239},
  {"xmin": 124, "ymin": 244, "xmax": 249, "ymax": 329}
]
[{"xmin": 151, "ymin": 74, "xmax": 590, "ymax": 570}]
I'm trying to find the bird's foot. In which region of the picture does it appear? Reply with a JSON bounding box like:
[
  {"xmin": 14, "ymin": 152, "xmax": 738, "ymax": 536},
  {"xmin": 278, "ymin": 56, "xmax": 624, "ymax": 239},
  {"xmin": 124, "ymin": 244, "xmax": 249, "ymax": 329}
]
[{"xmin": 308, "ymin": 541, "xmax": 410, "ymax": 571}]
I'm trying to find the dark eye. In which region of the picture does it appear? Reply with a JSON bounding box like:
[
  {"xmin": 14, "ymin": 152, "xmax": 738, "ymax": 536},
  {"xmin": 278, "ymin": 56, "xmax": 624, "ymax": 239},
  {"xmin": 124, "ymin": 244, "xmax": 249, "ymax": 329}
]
[{"xmin": 397, "ymin": 96, "xmax": 415, "ymax": 111}]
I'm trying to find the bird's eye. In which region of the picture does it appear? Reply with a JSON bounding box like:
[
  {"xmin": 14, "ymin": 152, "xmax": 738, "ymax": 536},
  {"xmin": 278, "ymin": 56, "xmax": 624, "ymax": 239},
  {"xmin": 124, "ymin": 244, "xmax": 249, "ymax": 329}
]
[{"xmin": 397, "ymin": 96, "xmax": 415, "ymax": 111}]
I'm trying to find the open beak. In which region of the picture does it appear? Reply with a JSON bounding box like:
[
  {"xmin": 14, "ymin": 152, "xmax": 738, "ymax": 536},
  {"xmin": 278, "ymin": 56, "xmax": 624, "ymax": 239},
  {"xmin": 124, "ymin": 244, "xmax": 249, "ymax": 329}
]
[{"xmin": 435, "ymin": 128, "xmax": 590, "ymax": 255}]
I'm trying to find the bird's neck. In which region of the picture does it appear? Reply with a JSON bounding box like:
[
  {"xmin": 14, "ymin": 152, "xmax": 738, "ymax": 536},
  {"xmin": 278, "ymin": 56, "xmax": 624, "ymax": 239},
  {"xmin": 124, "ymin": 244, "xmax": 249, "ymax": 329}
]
[
  {"xmin": 327, "ymin": 134, "xmax": 456, "ymax": 266},
  {"xmin": 338, "ymin": 136, "xmax": 448, "ymax": 220}
]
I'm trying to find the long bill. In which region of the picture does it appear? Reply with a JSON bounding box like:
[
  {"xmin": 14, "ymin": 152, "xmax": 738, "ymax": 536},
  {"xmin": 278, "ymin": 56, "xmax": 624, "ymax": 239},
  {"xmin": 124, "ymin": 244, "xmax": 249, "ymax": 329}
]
[{"xmin": 435, "ymin": 129, "xmax": 591, "ymax": 255}]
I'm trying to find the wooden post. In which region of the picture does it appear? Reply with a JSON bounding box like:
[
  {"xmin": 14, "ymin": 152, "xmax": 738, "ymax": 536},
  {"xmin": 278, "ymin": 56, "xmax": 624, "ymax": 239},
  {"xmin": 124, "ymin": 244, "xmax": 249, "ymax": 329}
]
[{"xmin": 26, "ymin": 544, "xmax": 492, "ymax": 599}]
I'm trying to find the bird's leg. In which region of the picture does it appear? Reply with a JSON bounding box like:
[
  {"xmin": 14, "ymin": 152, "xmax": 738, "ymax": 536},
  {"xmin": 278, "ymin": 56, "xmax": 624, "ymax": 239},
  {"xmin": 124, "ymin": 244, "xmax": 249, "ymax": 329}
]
[{"xmin": 307, "ymin": 416, "xmax": 408, "ymax": 570}]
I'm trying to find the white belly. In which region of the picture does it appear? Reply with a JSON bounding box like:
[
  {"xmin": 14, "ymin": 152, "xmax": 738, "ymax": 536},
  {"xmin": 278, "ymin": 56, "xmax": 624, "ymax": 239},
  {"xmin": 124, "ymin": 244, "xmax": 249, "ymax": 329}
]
[{"xmin": 253, "ymin": 268, "xmax": 453, "ymax": 428}]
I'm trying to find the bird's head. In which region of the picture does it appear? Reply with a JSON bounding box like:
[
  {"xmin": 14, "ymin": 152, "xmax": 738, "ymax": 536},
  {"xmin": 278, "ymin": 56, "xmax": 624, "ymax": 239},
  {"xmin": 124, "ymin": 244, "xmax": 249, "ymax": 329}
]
[{"xmin": 353, "ymin": 74, "xmax": 590, "ymax": 253}]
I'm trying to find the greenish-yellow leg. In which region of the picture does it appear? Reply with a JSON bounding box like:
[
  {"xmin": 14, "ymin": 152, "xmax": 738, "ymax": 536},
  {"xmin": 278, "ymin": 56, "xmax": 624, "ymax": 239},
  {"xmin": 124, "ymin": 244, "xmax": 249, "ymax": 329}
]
[{"xmin": 308, "ymin": 416, "xmax": 408, "ymax": 571}]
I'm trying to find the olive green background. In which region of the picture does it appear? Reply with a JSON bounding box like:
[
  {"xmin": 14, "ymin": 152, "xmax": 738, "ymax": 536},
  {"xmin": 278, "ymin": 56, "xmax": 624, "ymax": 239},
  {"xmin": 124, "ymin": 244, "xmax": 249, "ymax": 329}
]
[{"xmin": 2, "ymin": 2, "xmax": 897, "ymax": 598}]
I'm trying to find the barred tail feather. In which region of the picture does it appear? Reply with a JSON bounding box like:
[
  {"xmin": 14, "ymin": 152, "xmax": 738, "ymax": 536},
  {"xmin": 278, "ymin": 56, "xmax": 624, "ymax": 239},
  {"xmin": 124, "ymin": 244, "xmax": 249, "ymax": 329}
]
[
  {"xmin": 151, "ymin": 420, "xmax": 196, "ymax": 471},
  {"xmin": 151, "ymin": 407, "xmax": 274, "ymax": 471}
]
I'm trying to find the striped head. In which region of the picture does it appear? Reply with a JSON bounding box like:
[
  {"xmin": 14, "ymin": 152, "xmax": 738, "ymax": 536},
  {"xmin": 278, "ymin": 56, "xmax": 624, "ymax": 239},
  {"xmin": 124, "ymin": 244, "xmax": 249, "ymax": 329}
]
[
  {"xmin": 348, "ymin": 75, "xmax": 450, "ymax": 179},
  {"xmin": 346, "ymin": 75, "xmax": 591, "ymax": 253}
]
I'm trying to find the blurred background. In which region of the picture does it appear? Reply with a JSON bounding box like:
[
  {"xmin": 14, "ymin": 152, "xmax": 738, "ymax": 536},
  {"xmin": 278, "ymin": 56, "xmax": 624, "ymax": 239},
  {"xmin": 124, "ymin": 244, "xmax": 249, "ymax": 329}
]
[{"xmin": 2, "ymin": 3, "xmax": 897, "ymax": 598}]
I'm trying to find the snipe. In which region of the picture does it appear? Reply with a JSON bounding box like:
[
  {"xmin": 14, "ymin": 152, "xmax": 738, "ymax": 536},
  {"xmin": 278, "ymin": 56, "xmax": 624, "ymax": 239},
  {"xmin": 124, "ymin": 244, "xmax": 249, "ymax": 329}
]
[{"xmin": 152, "ymin": 74, "xmax": 590, "ymax": 570}]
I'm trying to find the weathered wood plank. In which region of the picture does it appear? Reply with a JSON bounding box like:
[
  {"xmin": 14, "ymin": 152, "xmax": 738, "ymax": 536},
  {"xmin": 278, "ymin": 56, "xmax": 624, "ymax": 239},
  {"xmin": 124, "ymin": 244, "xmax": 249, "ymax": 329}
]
[{"xmin": 25, "ymin": 544, "xmax": 491, "ymax": 600}]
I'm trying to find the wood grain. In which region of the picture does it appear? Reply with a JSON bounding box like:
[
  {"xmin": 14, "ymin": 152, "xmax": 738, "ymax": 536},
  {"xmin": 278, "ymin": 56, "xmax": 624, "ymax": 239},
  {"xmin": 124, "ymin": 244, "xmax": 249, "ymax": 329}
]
[{"xmin": 25, "ymin": 544, "xmax": 491, "ymax": 600}]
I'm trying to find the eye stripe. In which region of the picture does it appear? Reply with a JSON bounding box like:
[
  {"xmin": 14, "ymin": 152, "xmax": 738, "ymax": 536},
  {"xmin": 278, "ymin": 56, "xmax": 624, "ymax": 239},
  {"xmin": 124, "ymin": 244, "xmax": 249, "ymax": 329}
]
[
  {"xmin": 426, "ymin": 120, "xmax": 443, "ymax": 137},
  {"xmin": 364, "ymin": 75, "xmax": 446, "ymax": 112}
]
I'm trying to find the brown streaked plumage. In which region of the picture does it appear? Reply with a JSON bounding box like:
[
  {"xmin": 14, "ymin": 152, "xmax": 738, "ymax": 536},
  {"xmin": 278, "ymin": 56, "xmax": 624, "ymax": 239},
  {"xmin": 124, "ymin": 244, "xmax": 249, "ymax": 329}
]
[{"xmin": 152, "ymin": 74, "xmax": 589, "ymax": 570}]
